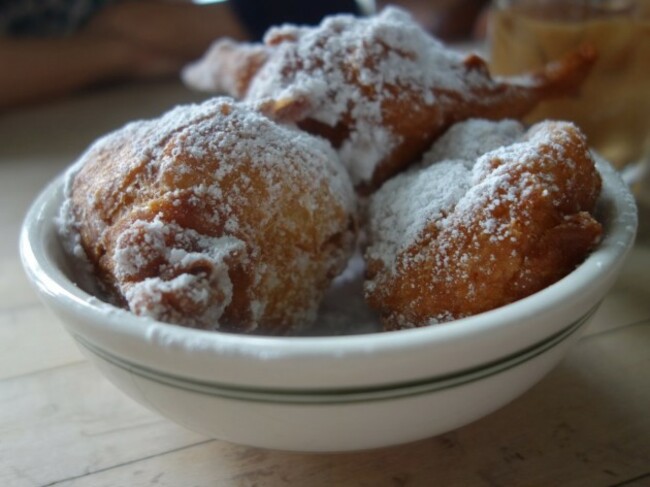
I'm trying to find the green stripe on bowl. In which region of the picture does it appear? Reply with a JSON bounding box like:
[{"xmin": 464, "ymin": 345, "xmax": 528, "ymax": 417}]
[{"xmin": 73, "ymin": 305, "xmax": 598, "ymax": 405}]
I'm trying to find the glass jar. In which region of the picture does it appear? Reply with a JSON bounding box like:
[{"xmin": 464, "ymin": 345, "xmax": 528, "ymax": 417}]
[{"xmin": 488, "ymin": 0, "xmax": 650, "ymax": 189}]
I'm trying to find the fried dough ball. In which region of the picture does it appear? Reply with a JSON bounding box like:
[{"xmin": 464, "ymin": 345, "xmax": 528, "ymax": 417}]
[
  {"xmin": 59, "ymin": 97, "xmax": 357, "ymax": 334},
  {"xmin": 364, "ymin": 119, "xmax": 602, "ymax": 330},
  {"xmin": 183, "ymin": 7, "xmax": 596, "ymax": 192},
  {"xmin": 183, "ymin": 39, "xmax": 270, "ymax": 99}
]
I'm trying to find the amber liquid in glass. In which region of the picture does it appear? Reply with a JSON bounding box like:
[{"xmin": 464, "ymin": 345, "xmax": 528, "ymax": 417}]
[{"xmin": 489, "ymin": 1, "xmax": 650, "ymax": 168}]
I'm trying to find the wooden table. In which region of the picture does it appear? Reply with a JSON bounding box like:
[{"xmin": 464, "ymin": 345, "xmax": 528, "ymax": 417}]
[{"xmin": 1, "ymin": 80, "xmax": 649, "ymax": 487}]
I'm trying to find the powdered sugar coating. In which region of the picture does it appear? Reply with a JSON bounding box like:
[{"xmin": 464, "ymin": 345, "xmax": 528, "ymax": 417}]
[
  {"xmin": 244, "ymin": 7, "xmax": 488, "ymax": 185},
  {"xmin": 182, "ymin": 39, "xmax": 270, "ymax": 98},
  {"xmin": 419, "ymin": 119, "xmax": 525, "ymax": 168},
  {"xmin": 365, "ymin": 159, "xmax": 472, "ymax": 285},
  {"xmin": 185, "ymin": 7, "xmax": 597, "ymax": 193},
  {"xmin": 366, "ymin": 118, "xmax": 526, "ymax": 277},
  {"xmin": 365, "ymin": 120, "xmax": 602, "ymax": 328},
  {"xmin": 59, "ymin": 97, "xmax": 357, "ymax": 333}
]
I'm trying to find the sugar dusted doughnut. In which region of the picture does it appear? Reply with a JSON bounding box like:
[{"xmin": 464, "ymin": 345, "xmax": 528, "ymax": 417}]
[
  {"xmin": 59, "ymin": 97, "xmax": 357, "ymax": 334},
  {"xmin": 184, "ymin": 7, "xmax": 595, "ymax": 192},
  {"xmin": 364, "ymin": 119, "xmax": 603, "ymax": 329}
]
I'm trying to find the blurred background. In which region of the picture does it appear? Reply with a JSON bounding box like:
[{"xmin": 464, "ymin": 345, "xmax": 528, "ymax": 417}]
[{"xmin": 0, "ymin": 0, "xmax": 491, "ymax": 111}]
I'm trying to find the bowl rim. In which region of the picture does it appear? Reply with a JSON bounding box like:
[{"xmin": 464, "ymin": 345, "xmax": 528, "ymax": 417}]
[
  {"xmin": 72, "ymin": 302, "xmax": 594, "ymax": 403},
  {"xmin": 19, "ymin": 154, "xmax": 638, "ymax": 388}
]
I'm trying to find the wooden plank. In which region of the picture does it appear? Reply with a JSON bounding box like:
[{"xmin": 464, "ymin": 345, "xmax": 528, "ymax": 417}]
[
  {"xmin": 0, "ymin": 305, "xmax": 84, "ymax": 380},
  {"xmin": 585, "ymin": 246, "xmax": 650, "ymax": 336},
  {"xmin": 0, "ymin": 362, "xmax": 206, "ymax": 487},
  {"xmin": 0, "ymin": 261, "xmax": 40, "ymax": 315}
]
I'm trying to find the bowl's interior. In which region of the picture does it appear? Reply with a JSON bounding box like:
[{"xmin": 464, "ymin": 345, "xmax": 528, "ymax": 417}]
[{"xmin": 20, "ymin": 154, "xmax": 638, "ymax": 389}]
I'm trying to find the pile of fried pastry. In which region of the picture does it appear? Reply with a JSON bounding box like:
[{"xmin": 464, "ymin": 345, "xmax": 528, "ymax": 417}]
[{"xmin": 59, "ymin": 8, "xmax": 603, "ymax": 334}]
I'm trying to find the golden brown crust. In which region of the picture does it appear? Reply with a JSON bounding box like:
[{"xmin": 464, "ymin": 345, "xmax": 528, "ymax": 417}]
[
  {"xmin": 184, "ymin": 8, "xmax": 595, "ymax": 193},
  {"xmin": 65, "ymin": 98, "xmax": 357, "ymax": 333},
  {"xmin": 364, "ymin": 120, "xmax": 602, "ymax": 329},
  {"xmin": 182, "ymin": 39, "xmax": 270, "ymax": 98}
]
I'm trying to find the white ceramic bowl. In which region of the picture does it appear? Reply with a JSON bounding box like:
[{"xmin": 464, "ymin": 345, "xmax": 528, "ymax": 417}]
[{"xmin": 20, "ymin": 156, "xmax": 637, "ymax": 452}]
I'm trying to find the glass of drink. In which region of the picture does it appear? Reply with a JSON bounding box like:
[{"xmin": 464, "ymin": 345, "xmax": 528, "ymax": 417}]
[{"xmin": 488, "ymin": 0, "xmax": 650, "ymax": 198}]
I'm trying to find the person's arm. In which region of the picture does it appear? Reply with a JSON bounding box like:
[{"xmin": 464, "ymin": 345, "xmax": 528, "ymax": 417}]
[
  {"xmin": 0, "ymin": 1, "xmax": 249, "ymax": 111},
  {"xmin": 0, "ymin": 34, "xmax": 183, "ymax": 110},
  {"xmin": 85, "ymin": 1, "xmax": 250, "ymax": 61}
]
